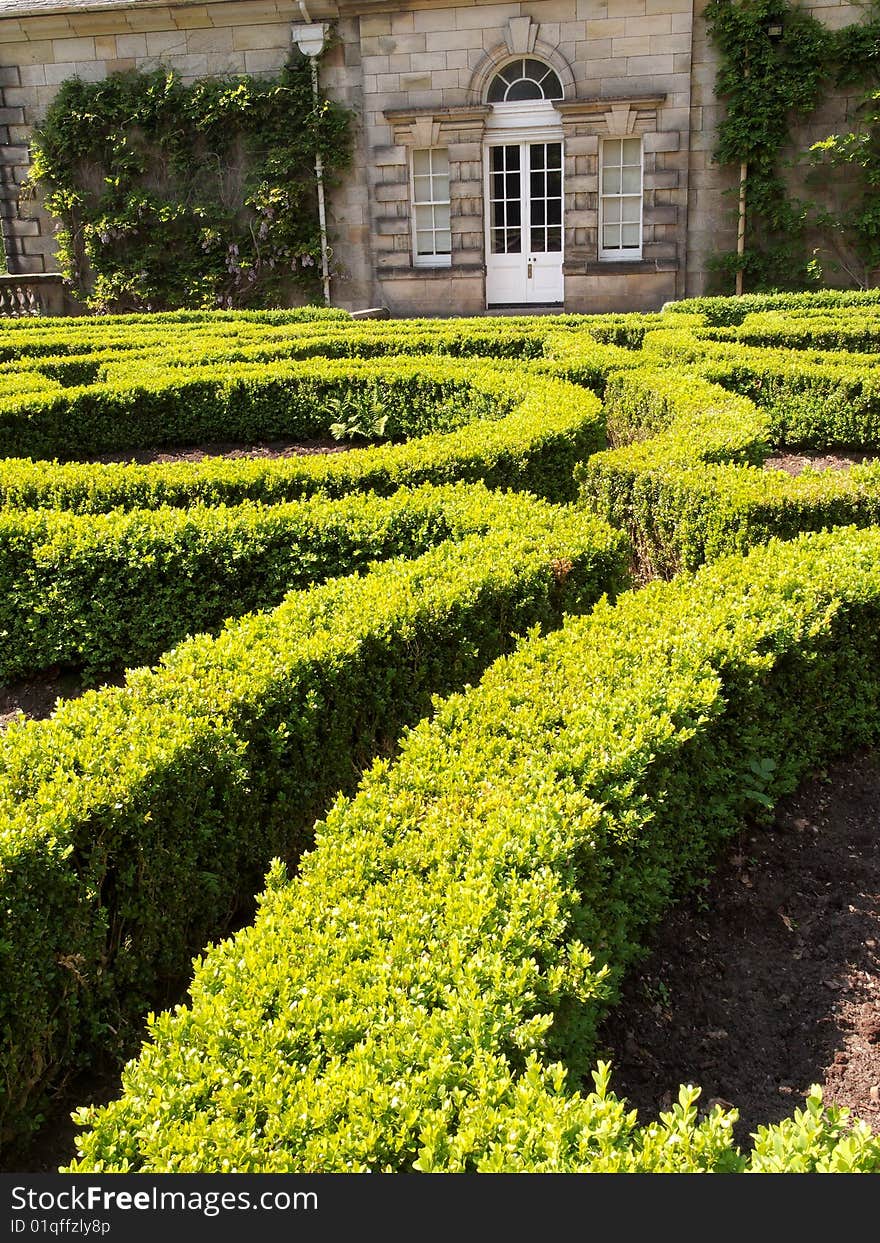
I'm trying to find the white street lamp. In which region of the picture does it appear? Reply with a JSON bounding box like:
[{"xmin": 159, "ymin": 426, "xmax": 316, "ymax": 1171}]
[{"xmin": 291, "ymin": 18, "xmax": 331, "ymax": 305}]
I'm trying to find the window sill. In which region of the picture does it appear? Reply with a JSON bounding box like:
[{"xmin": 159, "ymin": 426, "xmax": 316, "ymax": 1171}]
[{"xmin": 567, "ymin": 258, "xmax": 679, "ymax": 276}]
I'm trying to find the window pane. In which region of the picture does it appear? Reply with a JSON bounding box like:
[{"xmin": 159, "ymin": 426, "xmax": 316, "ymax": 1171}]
[
  {"xmin": 604, "ymin": 139, "xmax": 622, "ymax": 167},
  {"xmin": 524, "ymin": 59, "xmax": 546, "ymax": 80},
  {"xmin": 530, "ymin": 170, "xmax": 545, "ymax": 198},
  {"xmin": 487, "ymin": 77, "xmax": 506, "ymax": 102},
  {"xmin": 434, "ymin": 203, "xmax": 450, "ymax": 230},
  {"xmin": 622, "ymin": 166, "xmax": 641, "ymax": 193},
  {"xmin": 414, "ymin": 204, "xmax": 434, "ymax": 231},
  {"xmin": 413, "ymin": 180, "xmax": 434, "ymax": 206},
  {"xmin": 602, "ymin": 167, "xmax": 622, "ymax": 195},
  {"xmin": 506, "ymin": 172, "xmax": 520, "ymax": 198},
  {"xmin": 531, "ymin": 227, "xmax": 546, "ymax": 254},
  {"xmin": 622, "ymin": 137, "xmax": 641, "ymax": 163},
  {"xmin": 506, "ymin": 228, "xmax": 522, "ymax": 253},
  {"xmin": 621, "ymin": 223, "xmax": 640, "ymax": 247},
  {"xmin": 432, "ymin": 149, "xmax": 449, "ymax": 175},
  {"xmin": 544, "ymin": 71, "xmax": 563, "ymax": 99},
  {"xmin": 435, "ymin": 230, "xmax": 451, "ymax": 255},
  {"xmin": 431, "ymin": 173, "xmax": 449, "ymax": 201},
  {"xmin": 547, "ymin": 198, "xmax": 562, "ymax": 226},
  {"xmin": 621, "ymin": 196, "xmax": 641, "ymax": 224},
  {"xmin": 531, "ymin": 199, "xmax": 545, "ymax": 225},
  {"xmin": 507, "ymin": 200, "xmax": 521, "ymax": 226},
  {"xmin": 603, "ymin": 224, "xmax": 621, "ymax": 249},
  {"xmin": 507, "ymin": 79, "xmax": 542, "ymax": 101},
  {"xmin": 530, "ymin": 145, "xmax": 546, "ymax": 170},
  {"xmin": 547, "ymin": 225, "xmax": 562, "ymax": 251},
  {"xmin": 412, "ymin": 150, "xmax": 430, "ymax": 177},
  {"xmin": 416, "ymin": 230, "xmax": 435, "ymax": 255},
  {"xmin": 603, "ymin": 197, "xmax": 622, "ymax": 224},
  {"xmin": 547, "ymin": 170, "xmax": 562, "ymax": 198},
  {"xmin": 547, "ymin": 143, "xmax": 562, "ymax": 168}
]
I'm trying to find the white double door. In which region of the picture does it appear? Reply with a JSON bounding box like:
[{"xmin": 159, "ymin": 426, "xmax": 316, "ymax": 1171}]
[{"xmin": 485, "ymin": 138, "xmax": 564, "ymax": 307}]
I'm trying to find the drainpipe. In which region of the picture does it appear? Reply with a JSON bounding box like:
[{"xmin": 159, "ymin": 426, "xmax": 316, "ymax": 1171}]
[{"xmin": 292, "ymin": 16, "xmax": 332, "ymax": 305}]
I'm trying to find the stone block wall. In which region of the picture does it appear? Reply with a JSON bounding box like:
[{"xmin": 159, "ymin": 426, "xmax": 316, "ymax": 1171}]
[
  {"xmin": 685, "ymin": 0, "xmax": 869, "ymax": 296},
  {"xmin": 351, "ymin": 1, "xmax": 695, "ymax": 314},
  {"xmin": 0, "ymin": 0, "xmax": 373, "ymax": 307}
]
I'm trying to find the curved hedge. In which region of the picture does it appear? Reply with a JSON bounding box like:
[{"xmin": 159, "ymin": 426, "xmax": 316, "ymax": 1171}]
[
  {"xmin": 67, "ymin": 525, "xmax": 880, "ymax": 1173},
  {"xmin": 577, "ymin": 367, "xmax": 880, "ymax": 574},
  {"xmin": 0, "ymin": 482, "xmax": 572, "ymax": 681},
  {"xmin": 0, "ymin": 366, "xmax": 607, "ymax": 513},
  {"xmin": 0, "ymin": 491, "xmax": 625, "ymax": 1149}
]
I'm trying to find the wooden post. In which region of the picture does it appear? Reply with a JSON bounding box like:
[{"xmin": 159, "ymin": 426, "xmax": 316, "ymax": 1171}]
[{"xmin": 736, "ymin": 160, "xmax": 747, "ymax": 296}]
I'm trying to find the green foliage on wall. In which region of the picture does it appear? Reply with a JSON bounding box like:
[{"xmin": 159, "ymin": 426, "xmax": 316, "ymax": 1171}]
[
  {"xmin": 706, "ymin": 0, "xmax": 880, "ymax": 292},
  {"xmin": 26, "ymin": 55, "xmax": 353, "ymax": 312}
]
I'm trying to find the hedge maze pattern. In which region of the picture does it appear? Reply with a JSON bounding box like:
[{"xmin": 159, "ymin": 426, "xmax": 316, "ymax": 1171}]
[{"xmin": 2, "ymin": 294, "xmax": 880, "ymax": 1172}]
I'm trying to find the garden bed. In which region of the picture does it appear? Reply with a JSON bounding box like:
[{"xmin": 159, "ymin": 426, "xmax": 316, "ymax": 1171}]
[
  {"xmin": 599, "ymin": 748, "xmax": 880, "ymax": 1144},
  {"xmin": 88, "ymin": 438, "xmax": 351, "ymax": 465},
  {"xmin": 764, "ymin": 450, "xmax": 878, "ymax": 475}
]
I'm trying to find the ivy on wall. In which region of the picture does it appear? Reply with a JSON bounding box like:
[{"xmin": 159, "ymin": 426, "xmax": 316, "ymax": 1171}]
[
  {"xmin": 26, "ymin": 54, "xmax": 353, "ymax": 312},
  {"xmin": 706, "ymin": 0, "xmax": 880, "ymax": 292}
]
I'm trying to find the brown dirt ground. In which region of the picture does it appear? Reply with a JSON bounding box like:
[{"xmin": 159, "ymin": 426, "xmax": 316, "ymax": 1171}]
[
  {"xmin": 0, "ymin": 668, "xmax": 87, "ymax": 730},
  {"xmin": 88, "ymin": 437, "xmax": 351, "ymax": 465},
  {"xmin": 598, "ymin": 748, "xmax": 880, "ymax": 1146},
  {"xmin": 764, "ymin": 449, "xmax": 878, "ymax": 475}
]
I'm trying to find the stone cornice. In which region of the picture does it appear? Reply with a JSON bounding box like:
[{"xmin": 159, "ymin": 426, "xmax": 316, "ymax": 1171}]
[
  {"xmin": 384, "ymin": 105, "xmax": 492, "ymax": 124},
  {"xmin": 0, "ymin": 0, "xmax": 339, "ymax": 24},
  {"xmin": 556, "ymin": 95, "xmax": 668, "ymax": 117}
]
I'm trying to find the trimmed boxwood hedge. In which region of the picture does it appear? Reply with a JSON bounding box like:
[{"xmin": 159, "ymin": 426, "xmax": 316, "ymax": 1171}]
[
  {"xmin": 0, "ymin": 482, "xmax": 571, "ymax": 681},
  {"xmin": 0, "ymin": 366, "xmax": 606, "ymax": 513},
  {"xmin": 66, "ymin": 526, "xmax": 880, "ymax": 1173},
  {"xmin": 578, "ymin": 366, "xmax": 880, "ymax": 575},
  {"xmin": 0, "ymin": 494, "xmax": 625, "ymax": 1149}
]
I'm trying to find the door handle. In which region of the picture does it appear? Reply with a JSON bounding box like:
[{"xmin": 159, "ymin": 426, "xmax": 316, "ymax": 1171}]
[{"xmin": 527, "ymin": 261, "xmax": 533, "ymax": 279}]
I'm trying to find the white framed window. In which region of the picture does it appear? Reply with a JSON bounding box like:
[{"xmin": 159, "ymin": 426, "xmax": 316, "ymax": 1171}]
[
  {"xmin": 411, "ymin": 148, "xmax": 451, "ymax": 267},
  {"xmin": 599, "ymin": 137, "xmax": 643, "ymax": 260}
]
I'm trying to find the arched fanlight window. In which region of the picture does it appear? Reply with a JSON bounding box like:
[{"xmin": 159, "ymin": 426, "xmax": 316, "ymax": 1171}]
[{"xmin": 487, "ymin": 58, "xmax": 563, "ymax": 103}]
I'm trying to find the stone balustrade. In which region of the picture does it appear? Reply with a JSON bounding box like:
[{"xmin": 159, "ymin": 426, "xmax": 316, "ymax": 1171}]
[{"xmin": 0, "ymin": 273, "xmax": 74, "ymax": 317}]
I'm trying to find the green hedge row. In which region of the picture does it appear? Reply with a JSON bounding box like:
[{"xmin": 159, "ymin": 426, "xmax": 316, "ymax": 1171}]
[
  {"xmin": 642, "ymin": 327, "xmax": 880, "ymax": 448},
  {"xmin": 578, "ymin": 367, "xmax": 880, "ymax": 574},
  {"xmin": 0, "ymin": 368, "xmax": 605, "ymax": 513},
  {"xmin": 0, "ymin": 483, "xmax": 570, "ymax": 682},
  {"xmin": 0, "ymin": 356, "xmax": 520, "ymax": 460},
  {"xmin": 703, "ymin": 312, "xmax": 880, "ymax": 354},
  {"xmin": 663, "ymin": 287, "xmax": 880, "ymax": 326},
  {"xmin": 0, "ymin": 495, "xmax": 626, "ymax": 1149},
  {"xmin": 66, "ymin": 525, "xmax": 880, "ymax": 1173},
  {"xmin": 0, "ymin": 318, "xmax": 641, "ymax": 391}
]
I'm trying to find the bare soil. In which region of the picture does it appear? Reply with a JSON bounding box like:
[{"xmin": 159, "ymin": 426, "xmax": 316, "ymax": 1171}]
[
  {"xmin": 88, "ymin": 437, "xmax": 351, "ymax": 465},
  {"xmin": 0, "ymin": 668, "xmax": 126, "ymax": 731},
  {"xmin": 598, "ymin": 748, "xmax": 880, "ymax": 1145},
  {"xmin": 764, "ymin": 449, "xmax": 878, "ymax": 475},
  {"xmin": 0, "ymin": 668, "xmax": 86, "ymax": 730}
]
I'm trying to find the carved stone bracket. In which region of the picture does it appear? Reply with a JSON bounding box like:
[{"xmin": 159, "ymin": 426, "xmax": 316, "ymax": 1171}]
[
  {"xmin": 384, "ymin": 105, "xmax": 492, "ymax": 148},
  {"xmin": 556, "ymin": 95, "xmax": 667, "ymax": 137}
]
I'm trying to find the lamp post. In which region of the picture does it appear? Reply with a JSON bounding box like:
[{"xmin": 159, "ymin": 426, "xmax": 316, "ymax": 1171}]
[{"xmin": 291, "ymin": 20, "xmax": 331, "ymax": 305}]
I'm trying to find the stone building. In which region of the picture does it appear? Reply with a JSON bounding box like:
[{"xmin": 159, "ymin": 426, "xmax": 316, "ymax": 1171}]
[{"xmin": 0, "ymin": 0, "xmax": 867, "ymax": 314}]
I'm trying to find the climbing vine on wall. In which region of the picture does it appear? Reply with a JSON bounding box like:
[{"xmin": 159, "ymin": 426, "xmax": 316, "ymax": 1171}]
[
  {"xmin": 706, "ymin": 0, "xmax": 880, "ymax": 291},
  {"xmin": 26, "ymin": 54, "xmax": 353, "ymax": 312}
]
